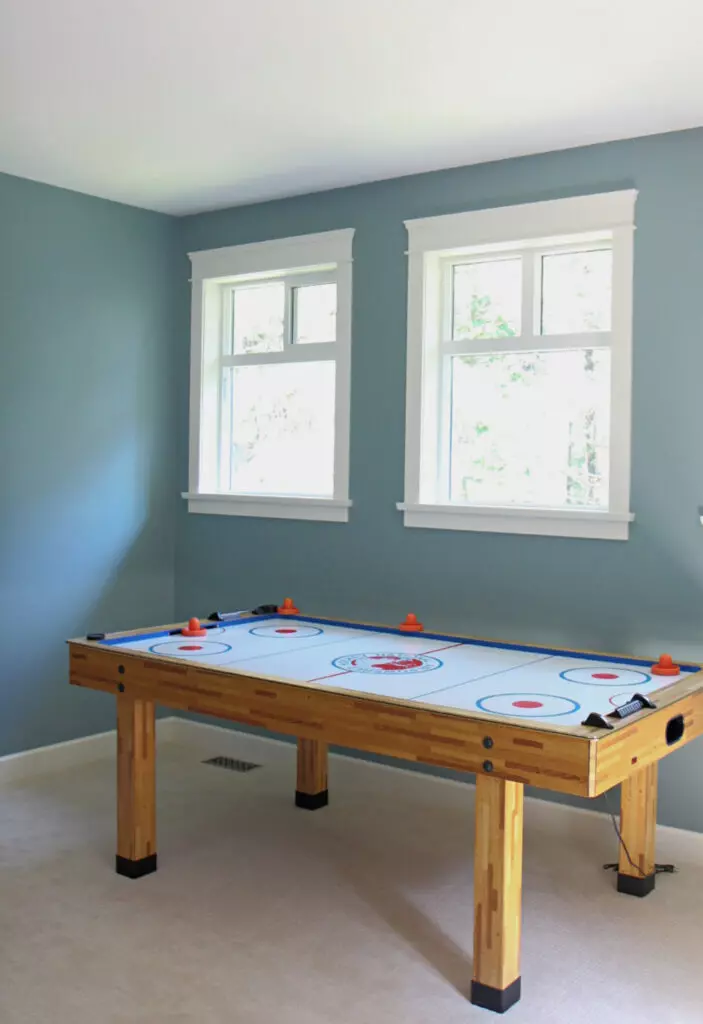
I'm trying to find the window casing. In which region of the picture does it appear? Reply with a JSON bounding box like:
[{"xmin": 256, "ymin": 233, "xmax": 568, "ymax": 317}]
[
  {"xmin": 185, "ymin": 229, "xmax": 354, "ymax": 521},
  {"xmin": 399, "ymin": 192, "xmax": 637, "ymax": 540}
]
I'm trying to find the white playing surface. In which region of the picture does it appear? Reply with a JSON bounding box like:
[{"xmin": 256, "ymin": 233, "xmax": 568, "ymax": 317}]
[{"xmin": 108, "ymin": 617, "xmax": 696, "ymax": 725}]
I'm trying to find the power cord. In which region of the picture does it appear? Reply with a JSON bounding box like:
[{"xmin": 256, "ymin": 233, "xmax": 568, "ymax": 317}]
[{"xmin": 601, "ymin": 791, "xmax": 676, "ymax": 877}]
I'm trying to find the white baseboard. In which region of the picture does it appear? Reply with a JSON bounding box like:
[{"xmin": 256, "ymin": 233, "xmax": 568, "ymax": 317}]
[{"xmin": 0, "ymin": 717, "xmax": 181, "ymax": 786}]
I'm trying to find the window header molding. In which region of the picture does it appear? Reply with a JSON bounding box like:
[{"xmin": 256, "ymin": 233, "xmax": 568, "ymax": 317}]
[
  {"xmin": 405, "ymin": 190, "xmax": 638, "ymax": 254},
  {"xmin": 189, "ymin": 228, "xmax": 355, "ymax": 282}
]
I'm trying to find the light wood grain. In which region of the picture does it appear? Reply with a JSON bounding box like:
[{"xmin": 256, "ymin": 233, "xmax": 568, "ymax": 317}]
[
  {"xmin": 618, "ymin": 763, "xmax": 657, "ymax": 879},
  {"xmin": 473, "ymin": 775, "xmax": 523, "ymax": 991},
  {"xmin": 297, "ymin": 738, "xmax": 328, "ymax": 795},
  {"xmin": 68, "ymin": 645, "xmax": 593, "ymax": 795},
  {"xmin": 593, "ymin": 689, "xmax": 703, "ymax": 795},
  {"xmin": 117, "ymin": 697, "xmax": 156, "ymax": 862}
]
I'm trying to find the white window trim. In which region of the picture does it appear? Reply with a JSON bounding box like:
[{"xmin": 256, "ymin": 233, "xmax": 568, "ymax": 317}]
[
  {"xmin": 400, "ymin": 191, "xmax": 637, "ymax": 541},
  {"xmin": 185, "ymin": 229, "xmax": 354, "ymax": 523}
]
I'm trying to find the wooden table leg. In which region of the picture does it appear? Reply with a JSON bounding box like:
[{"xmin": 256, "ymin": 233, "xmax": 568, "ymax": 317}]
[
  {"xmin": 617, "ymin": 763, "xmax": 657, "ymax": 897},
  {"xmin": 295, "ymin": 738, "xmax": 328, "ymax": 810},
  {"xmin": 116, "ymin": 697, "xmax": 157, "ymax": 878},
  {"xmin": 471, "ymin": 774, "xmax": 523, "ymax": 1014}
]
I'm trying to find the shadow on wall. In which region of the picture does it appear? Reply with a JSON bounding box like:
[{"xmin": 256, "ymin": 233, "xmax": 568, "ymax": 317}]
[
  {"xmin": 0, "ymin": 170, "xmax": 179, "ymax": 758},
  {"xmin": 0, "ymin": 432, "xmax": 174, "ymax": 758}
]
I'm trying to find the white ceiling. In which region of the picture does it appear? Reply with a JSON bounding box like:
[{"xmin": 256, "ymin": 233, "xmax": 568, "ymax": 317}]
[{"xmin": 1, "ymin": 0, "xmax": 702, "ymax": 216}]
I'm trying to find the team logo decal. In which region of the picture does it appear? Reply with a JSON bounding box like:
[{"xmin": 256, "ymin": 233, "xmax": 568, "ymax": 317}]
[{"xmin": 332, "ymin": 652, "xmax": 442, "ymax": 674}]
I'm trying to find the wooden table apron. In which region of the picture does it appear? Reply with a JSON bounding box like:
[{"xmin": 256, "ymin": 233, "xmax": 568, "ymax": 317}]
[{"xmin": 67, "ymin": 636, "xmax": 703, "ymax": 1013}]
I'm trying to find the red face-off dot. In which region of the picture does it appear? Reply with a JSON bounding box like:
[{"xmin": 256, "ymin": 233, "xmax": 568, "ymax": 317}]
[
  {"xmin": 513, "ymin": 700, "xmax": 543, "ymax": 709},
  {"xmin": 592, "ymin": 672, "xmax": 618, "ymax": 679},
  {"xmin": 276, "ymin": 628, "xmax": 297, "ymax": 634},
  {"xmin": 179, "ymin": 645, "xmax": 203, "ymax": 651}
]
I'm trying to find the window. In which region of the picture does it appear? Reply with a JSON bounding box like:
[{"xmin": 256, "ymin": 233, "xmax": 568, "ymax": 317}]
[
  {"xmin": 185, "ymin": 229, "xmax": 354, "ymax": 521},
  {"xmin": 399, "ymin": 192, "xmax": 637, "ymax": 540}
]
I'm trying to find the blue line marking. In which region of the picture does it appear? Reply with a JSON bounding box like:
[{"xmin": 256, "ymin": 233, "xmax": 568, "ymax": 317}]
[
  {"xmin": 99, "ymin": 614, "xmax": 699, "ymax": 673},
  {"xmin": 411, "ymin": 654, "xmax": 553, "ymax": 702}
]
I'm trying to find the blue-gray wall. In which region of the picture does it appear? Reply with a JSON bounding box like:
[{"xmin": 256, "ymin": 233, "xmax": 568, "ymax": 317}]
[
  {"xmin": 0, "ymin": 172, "xmax": 178, "ymax": 756},
  {"xmin": 175, "ymin": 128, "xmax": 703, "ymax": 831},
  {"xmin": 3, "ymin": 131, "xmax": 702, "ymax": 830}
]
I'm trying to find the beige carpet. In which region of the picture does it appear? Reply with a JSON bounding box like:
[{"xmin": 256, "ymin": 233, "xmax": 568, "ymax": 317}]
[{"xmin": 1, "ymin": 730, "xmax": 702, "ymax": 1024}]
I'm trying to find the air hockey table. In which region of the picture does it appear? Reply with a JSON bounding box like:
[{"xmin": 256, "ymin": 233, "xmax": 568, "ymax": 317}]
[{"xmin": 68, "ymin": 602, "xmax": 703, "ymax": 1014}]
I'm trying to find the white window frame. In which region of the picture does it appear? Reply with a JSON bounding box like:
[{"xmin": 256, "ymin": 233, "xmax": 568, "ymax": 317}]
[
  {"xmin": 184, "ymin": 229, "xmax": 355, "ymax": 522},
  {"xmin": 399, "ymin": 191, "xmax": 637, "ymax": 541}
]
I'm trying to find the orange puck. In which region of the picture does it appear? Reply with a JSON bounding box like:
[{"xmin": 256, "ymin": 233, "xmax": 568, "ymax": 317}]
[
  {"xmin": 278, "ymin": 597, "xmax": 300, "ymax": 615},
  {"xmin": 651, "ymin": 653, "xmax": 680, "ymax": 676},
  {"xmin": 181, "ymin": 617, "xmax": 207, "ymax": 638},
  {"xmin": 399, "ymin": 613, "xmax": 424, "ymax": 632}
]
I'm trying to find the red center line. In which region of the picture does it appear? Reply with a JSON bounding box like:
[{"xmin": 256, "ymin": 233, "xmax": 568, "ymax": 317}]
[
  {"xmin": 418, "ymin": 643, "xmax": 463, "ymax": 656},
  {"xmin": 307, "ymin": 669, "xmax": 353, "ymax": 683}
]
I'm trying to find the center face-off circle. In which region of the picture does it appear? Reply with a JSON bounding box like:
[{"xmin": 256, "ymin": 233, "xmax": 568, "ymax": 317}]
[
  {"xmin": 477, "ymin": 693, "xmax": 580, "ymax": 718},
  {"xmin": 249, "ymin": 625, "xmax": 323, "ymax": 638},
  {"xmin": 332, "ymin": 652, "xmax": 442, "ymax": 675},
  {"xmin": 560, "ymin": 666, "xmax": 651, "ymax": 686},
  {"xmin": 150, "ymin": 639, "xmax": 232, "ymax": 657}
]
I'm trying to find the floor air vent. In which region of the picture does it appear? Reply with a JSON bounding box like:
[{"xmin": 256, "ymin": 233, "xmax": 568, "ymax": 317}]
[{"xmin": 202, "ymin": 756, "xmax": 261, "ymax": 773}]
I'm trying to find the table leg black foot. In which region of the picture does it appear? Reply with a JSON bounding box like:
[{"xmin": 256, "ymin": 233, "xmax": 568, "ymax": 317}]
[
  {"xmin": 295, "ymin": 790, "xmax": 328, "ymax": 810},
  {"xmin": 116, "ymin": 853, "xmax": 158, "ymax": 878},
  {"xmin": 470, "ymin": 977, "xmax": 521, "ymax": 1013},
  {"xmin": 617, "ymin": 871, "xmax": 655, "ymax": 897}
]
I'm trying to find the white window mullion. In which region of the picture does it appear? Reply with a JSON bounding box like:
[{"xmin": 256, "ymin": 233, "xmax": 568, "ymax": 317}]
[
  {"xmin": 436, "ymin": 352, "xmax": 453, "ymax": 503},
  {"xmin": 442, "ymin": 258, "xmax": 455, "ymax": 340},
  {"xmin": 221, "ymin": 343, "xmax": 337, "ymax": 367},
  {"xmin": 283, "ymin": 281, "xmax": 294, "ymax": 348},
  {"xmin": 523, "ymin": 250, "xmax": 537, "ymax": 339},
  {"xmin": 439, "ymin": 333, "xmax": 611, "ymax": 358},
  {"xmin": 218, "ymin": 366, "xmax": 233, "ymax": 491}
]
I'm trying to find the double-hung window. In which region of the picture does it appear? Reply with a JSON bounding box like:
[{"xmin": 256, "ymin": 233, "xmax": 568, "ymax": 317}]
[
  {"xmin": 185, "ymin": 229, "xmax": 354, "ymax": 521},
  {"xmin": 400, "ymin": 192, "xmax": 637, "ymax": 540}
]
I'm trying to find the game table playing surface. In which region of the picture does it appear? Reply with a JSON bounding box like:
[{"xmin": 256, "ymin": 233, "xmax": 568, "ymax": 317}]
[{"xmin": 68, "ymin": 608, "xmax": 703, "ymax": 1014}]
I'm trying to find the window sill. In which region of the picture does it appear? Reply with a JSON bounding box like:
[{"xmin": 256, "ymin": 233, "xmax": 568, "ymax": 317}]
[
  {"xmin": 396, "ymin": 502, "xmax": 634, "ymax": 540},
  {"xmin": 182, "ymin": 492, "xmax": 352, "ymax": 523}
]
